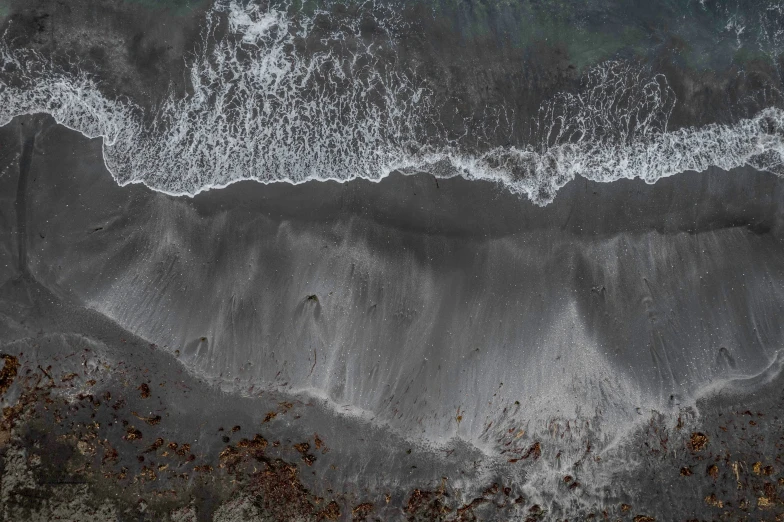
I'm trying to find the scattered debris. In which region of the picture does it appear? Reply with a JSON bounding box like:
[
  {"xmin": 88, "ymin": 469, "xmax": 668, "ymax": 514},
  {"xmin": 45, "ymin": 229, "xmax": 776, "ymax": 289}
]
[
  {"xmin": 138, "ymin": 383, "xmax": 151, "ymax": 399},
  {"xmin": 689, "ymin": 432, "xmax": 708, "ymax": 452},
  {"xmin": 124, "ymin": 427, "xmax": 143, "ymax": 441},
  {"xmin": 132, "ymin": 411, "xmax": 162, "ymax": 425},
  {"xmin": 351, "ymin": 502, "xmax": 373, "ymax": 521},
  {"xmin": 143, "ymin": 437, "xmax": 164, "ymax": 453},
  {"xmin": 0, "ymin": 354, "xmax": 20, "ymax": 395},
  {"xmin": 704, "ymin": 493, "xmax": 723, "ymax": 508}
]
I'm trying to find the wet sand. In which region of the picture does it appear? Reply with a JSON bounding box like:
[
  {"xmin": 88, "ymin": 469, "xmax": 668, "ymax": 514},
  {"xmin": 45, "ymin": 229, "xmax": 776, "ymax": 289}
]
[{"xmin": 2, "ymin": 114, "xmax": 784, "ymax": 519}]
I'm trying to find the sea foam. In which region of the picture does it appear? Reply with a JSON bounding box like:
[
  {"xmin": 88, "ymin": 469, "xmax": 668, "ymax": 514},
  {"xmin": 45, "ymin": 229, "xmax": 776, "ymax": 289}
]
[{"xmin": 1, "ymin": 0, "xmax": 784, "ymax": 204}]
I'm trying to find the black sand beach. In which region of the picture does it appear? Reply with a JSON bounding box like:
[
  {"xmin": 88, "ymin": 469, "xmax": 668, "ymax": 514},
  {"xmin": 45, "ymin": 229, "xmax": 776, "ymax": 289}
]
[
  {"xmin": 3, "ymin": 0, "xmax": 784, "ymax": 520},
  {"xmin": 1, "ymin": 114, "xmax": 784, "ymax": 519}
]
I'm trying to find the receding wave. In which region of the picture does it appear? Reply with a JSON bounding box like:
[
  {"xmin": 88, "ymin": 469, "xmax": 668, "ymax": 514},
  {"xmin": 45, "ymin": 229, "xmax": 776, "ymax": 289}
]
[{"xmin": 2, "ymin": 0, "xmax": 784, "ymax": 204}]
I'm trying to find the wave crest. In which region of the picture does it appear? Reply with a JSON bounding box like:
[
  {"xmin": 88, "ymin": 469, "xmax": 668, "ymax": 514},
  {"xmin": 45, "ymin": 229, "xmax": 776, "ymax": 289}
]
[{"xmin": 1, "ymin": 0, "xmax": 784, "ymax": 204}]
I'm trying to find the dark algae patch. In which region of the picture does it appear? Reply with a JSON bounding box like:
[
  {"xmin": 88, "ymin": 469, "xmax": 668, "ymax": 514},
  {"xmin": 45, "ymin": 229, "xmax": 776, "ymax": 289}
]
[
  {"xmin": 689, "ymin": 432, "xmax": 709, "ymax": 452},
  {"xmin": 0, "ymin": 345, "xmax": 368, "ymax": 521},
  {"xmin": 137, "ymin": 382, "xmax": 151, "ymax": 399},
  {"xmin": 0, "ymin": 354, "xmax": 19, "ymax": 396},
  {"xmin": 4, "ymin": 337, "xmax": 777, "ymax": 520},
  {"xmin": 351, "ymin": 501, "xmax": 373, "ymax": 520}
]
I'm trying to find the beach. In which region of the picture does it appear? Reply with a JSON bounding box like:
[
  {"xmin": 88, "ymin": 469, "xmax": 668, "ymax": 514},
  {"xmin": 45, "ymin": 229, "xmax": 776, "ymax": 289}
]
[
  {"xmin": 1, "ymin": 114, "xmax": 784, "ymax": 518},
  {"xmin": 3, "ymin": 0, "xmax": 784, "ymax": 519}
]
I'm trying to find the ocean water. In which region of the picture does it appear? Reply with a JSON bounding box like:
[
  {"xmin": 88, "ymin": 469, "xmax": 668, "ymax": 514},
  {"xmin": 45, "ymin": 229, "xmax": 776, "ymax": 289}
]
[
  {"xmin": 2, "ymin": 0, "xmax": 784, "ymax": 204},
  {"xmin": 2, "ymin": 0, "xmax": 784, "ymax": 519}
]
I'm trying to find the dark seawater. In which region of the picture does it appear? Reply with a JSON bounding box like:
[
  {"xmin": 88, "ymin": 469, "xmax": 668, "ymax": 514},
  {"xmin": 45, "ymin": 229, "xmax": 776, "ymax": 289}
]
[
  {"xmin": 1, "ymin": 1, "xmax": 784, "ymax": 520},
  {"xmin": 3, "ymin": 0, "xmax": 784, "ymax": 203}
]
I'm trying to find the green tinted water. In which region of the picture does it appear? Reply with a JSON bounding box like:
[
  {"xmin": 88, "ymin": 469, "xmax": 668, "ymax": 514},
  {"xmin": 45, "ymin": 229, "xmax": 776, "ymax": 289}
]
[{"xmin": 123, "ymin": 0, "xmax": 207, "ymax": 15}]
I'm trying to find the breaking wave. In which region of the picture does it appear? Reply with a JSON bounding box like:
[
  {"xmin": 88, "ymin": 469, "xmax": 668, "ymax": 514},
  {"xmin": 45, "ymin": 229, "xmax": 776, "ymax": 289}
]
[{"xmin": 2, "ymin": 0, "xmax": 784, "ymax": 204}]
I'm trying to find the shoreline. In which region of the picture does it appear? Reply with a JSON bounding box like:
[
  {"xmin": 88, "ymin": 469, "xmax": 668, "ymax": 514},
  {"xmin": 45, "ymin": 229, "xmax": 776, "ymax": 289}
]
[
  {"xmin": 1, "ymin": 116, "xmax": 784, "ymax": 519},
  {"xmin": 5, "ymin": 116, "xmax": 783, "ymax": 440}
]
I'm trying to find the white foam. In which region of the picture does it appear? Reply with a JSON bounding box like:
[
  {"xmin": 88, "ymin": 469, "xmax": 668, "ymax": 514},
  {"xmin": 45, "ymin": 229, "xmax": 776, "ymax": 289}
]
[{"xmin": 2, "ymin": 1, "xmax": 784, "ymax": 205}]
